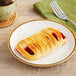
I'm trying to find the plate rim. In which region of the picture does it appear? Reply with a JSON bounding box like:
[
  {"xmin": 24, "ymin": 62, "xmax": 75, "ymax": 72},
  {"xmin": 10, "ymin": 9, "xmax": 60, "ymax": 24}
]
[{"xmin": 8, "ymin": 19, "xmax": 76, "ymax": 67}]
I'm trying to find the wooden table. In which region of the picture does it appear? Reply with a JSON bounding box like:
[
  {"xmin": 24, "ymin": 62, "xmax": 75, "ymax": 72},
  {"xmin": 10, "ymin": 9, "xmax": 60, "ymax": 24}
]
[{"xmin": 0, "ymin": 0, "xmax": 76, "ymax": 76}]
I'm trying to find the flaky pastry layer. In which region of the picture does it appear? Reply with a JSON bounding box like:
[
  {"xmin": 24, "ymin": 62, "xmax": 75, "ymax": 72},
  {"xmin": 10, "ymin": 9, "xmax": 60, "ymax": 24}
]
[{"xmin": 16, "ymin": 27, "xmax": 66, "ymax": 60}]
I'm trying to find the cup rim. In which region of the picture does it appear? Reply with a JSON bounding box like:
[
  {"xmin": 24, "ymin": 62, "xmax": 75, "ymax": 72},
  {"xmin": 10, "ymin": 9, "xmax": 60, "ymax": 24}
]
[{"xmin": 0, "ymin": 0, "xmax": 17, "ymax": 8}]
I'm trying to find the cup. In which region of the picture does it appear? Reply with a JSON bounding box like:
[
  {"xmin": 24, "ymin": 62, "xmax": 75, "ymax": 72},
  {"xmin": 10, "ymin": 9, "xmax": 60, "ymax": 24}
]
[{"xmin": 0, "ymin": 0, "xmax": 17, "ymax": 21}]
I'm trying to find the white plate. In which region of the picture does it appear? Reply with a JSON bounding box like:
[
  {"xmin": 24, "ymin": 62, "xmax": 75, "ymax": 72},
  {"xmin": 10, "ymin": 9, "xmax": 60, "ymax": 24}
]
[{"xmin": 8, "ymin": 19, "xmax": 76, "ymax": 67}]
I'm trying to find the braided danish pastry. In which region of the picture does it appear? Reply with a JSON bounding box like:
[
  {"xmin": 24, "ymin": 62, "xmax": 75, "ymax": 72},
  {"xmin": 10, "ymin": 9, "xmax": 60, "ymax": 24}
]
[{"xmin": 16, "ymin": 27, "xmax": 66, "ymax": 60}]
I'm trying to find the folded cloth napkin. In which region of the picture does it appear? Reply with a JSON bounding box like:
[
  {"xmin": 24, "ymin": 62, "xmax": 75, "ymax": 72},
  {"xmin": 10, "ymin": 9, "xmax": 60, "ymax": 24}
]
[{"xmin": 33, "ymin": 0, "xmax": 76, "ymax": 36}]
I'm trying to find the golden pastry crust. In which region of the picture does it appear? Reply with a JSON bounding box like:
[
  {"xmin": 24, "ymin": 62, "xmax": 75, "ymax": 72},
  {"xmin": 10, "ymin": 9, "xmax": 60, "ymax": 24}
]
[
  {"xmin": 41, "ymin": 30, "xmax": 57, "ymax": 45},
  {"xmin": 16, "ymin": 27, "xmax": 66, "ymax": 61},
  {"xmin": 16, "ymin": 40, "xmax": 41, "ymax": 60},
  {"xmin": 45, "ymin": 27, "xmax": 62, "ymax": 41},
  {"xmin": 25, "ymin": 38, "xmax": 46, "ymax": 56}
]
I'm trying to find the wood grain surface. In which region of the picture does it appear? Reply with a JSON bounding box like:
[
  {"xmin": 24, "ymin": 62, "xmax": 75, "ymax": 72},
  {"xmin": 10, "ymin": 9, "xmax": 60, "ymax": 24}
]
[{"xmin": 0, "ymin": 0, "xmax": 76, "ymax": 76}]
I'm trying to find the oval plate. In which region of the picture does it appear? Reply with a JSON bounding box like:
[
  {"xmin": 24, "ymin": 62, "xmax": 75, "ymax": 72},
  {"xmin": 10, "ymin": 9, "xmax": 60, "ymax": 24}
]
[{"xmin": 8, "ymin": 19, "xmax": 76, "ymax": 67}]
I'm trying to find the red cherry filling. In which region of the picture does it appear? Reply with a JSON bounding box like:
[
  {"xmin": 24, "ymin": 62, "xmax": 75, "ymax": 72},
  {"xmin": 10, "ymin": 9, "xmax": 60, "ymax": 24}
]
[
  {"xmin": 60, "ymin": 32, "xmax": 66, "ymax": 39},
  {"xmin": 45, "ymin": 36, "xmax": 49, "ymax": 39},
  {"xmin": 24, "ymin": 46, "xmax": 34, "ymax": 55},
  {"xmin": 52, "ymin": 33, "xmax": 58, "ymax": 41}
]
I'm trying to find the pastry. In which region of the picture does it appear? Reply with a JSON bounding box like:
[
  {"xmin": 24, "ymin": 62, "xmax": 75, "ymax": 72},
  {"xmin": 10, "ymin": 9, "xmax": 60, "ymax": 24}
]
[{"xmin": 16, "ymin": 27, "xmax": 66, "ymax": 61}]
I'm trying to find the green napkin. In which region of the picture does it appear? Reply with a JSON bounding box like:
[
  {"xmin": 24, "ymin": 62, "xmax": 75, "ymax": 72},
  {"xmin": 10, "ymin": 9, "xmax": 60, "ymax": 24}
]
[{"xmin": 33, "ymin": 0, "xmax": 76, "ymax": 36}]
